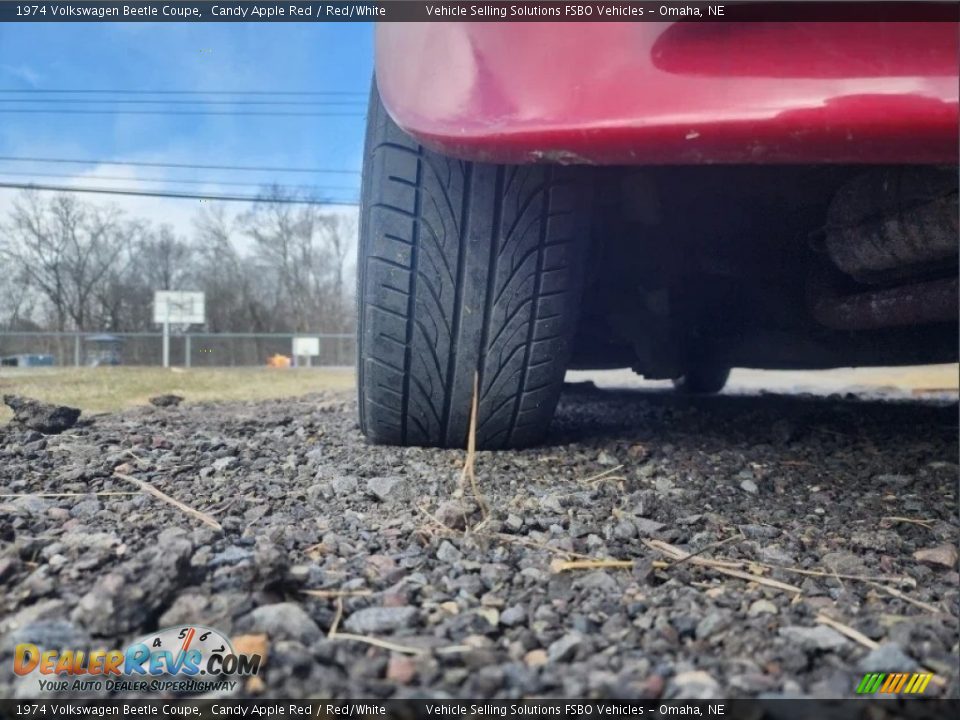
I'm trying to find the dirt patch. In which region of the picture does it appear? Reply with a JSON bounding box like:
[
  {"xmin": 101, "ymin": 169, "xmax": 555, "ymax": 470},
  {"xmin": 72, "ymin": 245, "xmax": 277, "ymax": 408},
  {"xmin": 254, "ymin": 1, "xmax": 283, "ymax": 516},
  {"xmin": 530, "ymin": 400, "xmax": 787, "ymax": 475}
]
[
  {"xmin": 1, "ymin": 387, "xmax": 957, "ymax": 699},
  {"xmin": 0, "ymin": 367, "xmax": 354, "ymax": 423}
]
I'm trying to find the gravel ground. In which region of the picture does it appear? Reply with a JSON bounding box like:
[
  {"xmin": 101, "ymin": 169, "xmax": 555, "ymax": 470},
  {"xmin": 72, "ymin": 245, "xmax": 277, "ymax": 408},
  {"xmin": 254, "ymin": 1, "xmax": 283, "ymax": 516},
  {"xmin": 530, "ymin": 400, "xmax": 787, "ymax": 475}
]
[{"xmin": 1, "ymin": 386, "xmax": 958, "ymax": 699}]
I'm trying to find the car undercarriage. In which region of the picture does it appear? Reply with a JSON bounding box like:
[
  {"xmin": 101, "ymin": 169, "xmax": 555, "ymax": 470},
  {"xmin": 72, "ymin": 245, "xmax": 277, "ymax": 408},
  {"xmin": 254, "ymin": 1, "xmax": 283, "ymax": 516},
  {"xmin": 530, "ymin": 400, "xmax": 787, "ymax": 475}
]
[{"xmin": 571, "ymin": 165, "xmax": 959, "ymax": 379}]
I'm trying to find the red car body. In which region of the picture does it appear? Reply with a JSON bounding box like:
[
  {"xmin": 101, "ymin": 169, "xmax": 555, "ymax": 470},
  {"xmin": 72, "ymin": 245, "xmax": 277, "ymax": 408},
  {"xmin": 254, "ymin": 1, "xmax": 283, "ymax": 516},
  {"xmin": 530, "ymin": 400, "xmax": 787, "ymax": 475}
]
[
  {"xmin": 359, "ymin": 17, "xmax": 958, "ymax": 449},
  {"xmin": 376, "ymin": 22, "xmax": 959, "ymax": 165}
]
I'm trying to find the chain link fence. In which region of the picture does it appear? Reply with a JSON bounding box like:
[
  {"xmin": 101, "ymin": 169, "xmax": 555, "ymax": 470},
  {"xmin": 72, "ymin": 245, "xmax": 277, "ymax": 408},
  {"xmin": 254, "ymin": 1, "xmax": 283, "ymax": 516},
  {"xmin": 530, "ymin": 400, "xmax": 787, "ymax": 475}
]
[{"xmin": 0, "ymin": 332, "xmax": 356, "ymax": 368}]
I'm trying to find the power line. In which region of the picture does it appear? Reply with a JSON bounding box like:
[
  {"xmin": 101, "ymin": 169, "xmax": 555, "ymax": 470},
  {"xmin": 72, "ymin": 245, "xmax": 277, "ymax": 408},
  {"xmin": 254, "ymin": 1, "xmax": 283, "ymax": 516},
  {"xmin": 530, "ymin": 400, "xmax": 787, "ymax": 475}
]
[
  {"xmin": 0, "ymin": 109, "xmax": 364, "ymax": 117},
  {"xmin": 0, "ymin": 155, "xmax": 361, "ymax": 175},
  {"xmin": 0, "ymin": 89, "xmax": 366, "ymax": 96},
  {"xmin": 0, "ymin": 170, "xmax": 358, "ymax": 192},
  {"xmin": 0, "ymin": 182, "xmax": 360, "ymax": 206},
  {"xmin": 0, "ymin": 98, "xmax": 366, "ymax": 106}
]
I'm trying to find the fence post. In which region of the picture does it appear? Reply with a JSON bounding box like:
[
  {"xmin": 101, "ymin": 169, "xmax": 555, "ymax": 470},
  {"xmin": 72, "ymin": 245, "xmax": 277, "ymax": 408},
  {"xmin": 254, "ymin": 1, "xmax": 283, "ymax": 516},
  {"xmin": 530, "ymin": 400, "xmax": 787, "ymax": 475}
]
[
  {"xmin": 185, "ymin": 335, "xmax": 191, "ymax": 368},
  {"xmin": 74, "ymin": 333, "xmax": 81, "ymax": 367}
]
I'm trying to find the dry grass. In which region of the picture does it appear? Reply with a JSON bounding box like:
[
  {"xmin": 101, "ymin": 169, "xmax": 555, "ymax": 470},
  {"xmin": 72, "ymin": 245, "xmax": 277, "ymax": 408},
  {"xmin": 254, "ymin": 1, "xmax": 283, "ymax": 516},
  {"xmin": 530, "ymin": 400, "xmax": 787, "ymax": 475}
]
[
  {"xmin": 642, "ymin": 539, "xmax": 804, "ymax": 593},
  {"xmin": 301, "ymin": 589, "xmax": 373, "ymax": 599},
  {"xmin": 460, "ymin": 372, "xmax": 489, "ymax": 525},
  {"xmin": 0, "ymin": 367, "xmax": 355, "ymax": 423},
  {"xmin": 113, "ymin": 471, "xmax": 223, "ymax": 531},
  {"xmin": 326, "ymin": 592, "xmax": 470, "ymax": 657}
]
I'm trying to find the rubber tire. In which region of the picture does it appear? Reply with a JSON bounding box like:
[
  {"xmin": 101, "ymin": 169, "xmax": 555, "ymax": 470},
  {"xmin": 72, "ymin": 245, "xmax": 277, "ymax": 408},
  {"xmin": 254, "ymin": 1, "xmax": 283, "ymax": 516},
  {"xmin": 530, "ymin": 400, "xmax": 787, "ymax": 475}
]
[
  {"xmin": 672, "ymin": 366, "xmax": 731, "ymax": 395},
  {"xmin": 357, "ymin": 84, "xmax": 592, "ymax": 449}
]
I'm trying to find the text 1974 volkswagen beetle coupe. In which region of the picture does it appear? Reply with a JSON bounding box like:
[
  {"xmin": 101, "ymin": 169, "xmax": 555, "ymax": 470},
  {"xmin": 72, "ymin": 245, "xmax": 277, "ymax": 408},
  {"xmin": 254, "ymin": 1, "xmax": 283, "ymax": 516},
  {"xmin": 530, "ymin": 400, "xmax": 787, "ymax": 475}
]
[{"xmin": 356, "ymin": 20, "xmax": 959, "ymax": 449}]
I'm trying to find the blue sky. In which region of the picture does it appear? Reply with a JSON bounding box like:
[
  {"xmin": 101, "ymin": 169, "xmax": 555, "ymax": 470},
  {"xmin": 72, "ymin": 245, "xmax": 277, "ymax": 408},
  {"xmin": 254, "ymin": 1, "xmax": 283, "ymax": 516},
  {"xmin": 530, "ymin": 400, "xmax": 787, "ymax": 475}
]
[{"xmin": 0, "ymin": 21, "xmax": 372, "ymax": 233}]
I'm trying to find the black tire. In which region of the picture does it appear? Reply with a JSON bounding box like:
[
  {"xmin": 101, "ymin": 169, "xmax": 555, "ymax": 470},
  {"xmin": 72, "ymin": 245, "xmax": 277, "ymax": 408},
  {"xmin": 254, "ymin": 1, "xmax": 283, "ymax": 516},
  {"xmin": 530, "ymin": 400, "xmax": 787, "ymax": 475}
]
[
  {"xmin": 672, "ymin": 366, "xmax": 731, "ymax": 395},
  {"xmin": 357, "ymin": 84, "xmax": 592, "ymax": 449}
]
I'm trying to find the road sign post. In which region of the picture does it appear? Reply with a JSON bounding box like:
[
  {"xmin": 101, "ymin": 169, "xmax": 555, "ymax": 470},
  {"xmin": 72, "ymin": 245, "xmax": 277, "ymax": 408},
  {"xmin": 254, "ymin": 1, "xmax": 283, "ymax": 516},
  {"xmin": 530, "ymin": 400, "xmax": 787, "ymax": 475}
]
[
  {"xmin": 162, "ymin": 322, "xmax": 170, "ymax": 368},
  {"xmin": 153, "ymin": 291, "xmax": 205, "ymax": 368}
]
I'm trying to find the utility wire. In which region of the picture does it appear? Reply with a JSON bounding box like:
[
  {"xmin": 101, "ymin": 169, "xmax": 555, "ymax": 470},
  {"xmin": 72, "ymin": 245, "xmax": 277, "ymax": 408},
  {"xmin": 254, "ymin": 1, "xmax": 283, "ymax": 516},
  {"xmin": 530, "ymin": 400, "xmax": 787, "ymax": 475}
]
[
  {"xmin": 0, "ymin": 98, "xmax": 366, "ymax": 106},
  {"xmin": 0, "ymin": 89, "xmax": 366, "ymax": 96},
  {"xmin": 0, "ymin": 182, "xmax": 360, "ymax": 206},
  {"xmin": 0, "ymin": 109, "xmax": 364, "ymax": 117},
  {"xmin": 0, "ymin": 155, "xmax": 361, "ymax": 175},
  {"xmin": 0, "ymin": 170, "xmax": 358, "ymax": 192}
]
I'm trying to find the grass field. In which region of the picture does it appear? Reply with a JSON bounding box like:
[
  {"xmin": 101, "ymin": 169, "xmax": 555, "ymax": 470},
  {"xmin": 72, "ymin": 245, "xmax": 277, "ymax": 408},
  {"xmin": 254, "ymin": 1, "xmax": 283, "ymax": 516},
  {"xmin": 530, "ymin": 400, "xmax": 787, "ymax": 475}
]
[
  {"xmin": 2, "ymin": 364, "xmax": 956, "ymax": 425},
  {"xmin": 0, "ymin": 367, "xmax": 355, "ymax": 423}
]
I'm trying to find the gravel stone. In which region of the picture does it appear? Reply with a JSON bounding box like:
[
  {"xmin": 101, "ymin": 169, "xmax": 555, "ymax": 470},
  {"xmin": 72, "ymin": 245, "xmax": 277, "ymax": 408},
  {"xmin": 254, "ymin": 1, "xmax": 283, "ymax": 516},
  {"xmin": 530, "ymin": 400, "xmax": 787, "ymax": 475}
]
[
  {"xmin": 343, "ymin": 606, "xmax": 417, "ymax": 634},
  {"xmin": 748, "ymin": 599, "xmax": 779, "ymax": 616},
  {"xmin": 330, "ymin": 476, "xmax": 358, "ymax": 494},
  {"xmin": 613, "ymin": 519, "xmax": 637, "ymax": 540},
  {"xmin": 504, "ymin": 514, "xmax": 524, "ymax": 532},
  {"xmin": 597, "ymin": 451, "xmax": 619, "ymax": 466},
  {"xmin": 573, "ymin": 570, "xmax": 619, "ymax": 592},
  {"xmin": 633, "ymin": 517, "xmax": 665, "ymax": 535},
  {"xmin": 244, "ymin": 603, "xmax": 321, "ymax": 645},
  {"xmin": 696, "ymin": 612, "xmax": 731, "ymax": 639},
  {"xmin": 670, "ymin": 670, "xmax": 721, "ymax": 699},
  {"xmin": 821, "ymin": 551, "xmax": 866, "ymax": 574},
  {"xmin": 386, "ymin": 655, "xmax": 416, "ymax": 684},
  {"xmin": 779, "ymin": 626, "xmax": 849, "ymax": 651},
  {"xmin": 0, "ymin": 386, "xmax": 955, "ymax": 699},
  {"xmin": 436, "ymin": 541, "xmax": 463, "ymax": 564},
  {"xmin": 547, "ymin": 632, "xmax": 583, "ymax": 662},
  {"xmin": 913, "ymin": 544, "xmax": 958, "ymax": 569},
  {"xmin": 366, "ymin": 476, "xmax": 409, "ymax": 502},
  {"xmin": 858, "ymin": 643, "xmax": 918, "ymax": 673},
  {"xmin": 740, "ymin": 524, "xmax": 781, "ymax": 540},
  {"xmin": 3, "ymin": 395, "xmax": 80, "ymax": 434},
  {"xmin": 500, "ymin": 605, "xmax": 526, "ymax": 627},
  {"xmin": 212, "ymin": 456, "xmax": 238, "ymax": 472},
  {"xmin": 149, "ymin": 394, "xmax": 183, "ymax": 408}
]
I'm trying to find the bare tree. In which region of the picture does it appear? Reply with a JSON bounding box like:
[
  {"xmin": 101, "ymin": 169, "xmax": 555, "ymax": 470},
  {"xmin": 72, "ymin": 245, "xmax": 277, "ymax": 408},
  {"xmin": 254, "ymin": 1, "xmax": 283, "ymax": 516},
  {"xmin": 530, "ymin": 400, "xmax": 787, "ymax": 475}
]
[
  {"xmin": 0, "ymin": 262, "xmax": 36, "ymax": 331},
  {"xmin": 239, "ymin": 188, "xmax": 356, "ymax": 333},
  {"xmin": 90, "ymin": 223, "xmax": 193, "ymax": 331},
  {"xmin": 326, "ymin": 212, "xmax": 357, "ymax": 332},
  {"xmin": 194, "ymin": 204, "xmax": 268, "ymax": 333},
  {"xmin": 1, "ymin": 192, "xmax": 132, "ymax": 331},
  {"xmin": 1, "ymin": 190, "xmax": 357, "ymax": 338},
  {"xmin": 138, "ymin": 224, "xmax": 193, "ymax": 292}
]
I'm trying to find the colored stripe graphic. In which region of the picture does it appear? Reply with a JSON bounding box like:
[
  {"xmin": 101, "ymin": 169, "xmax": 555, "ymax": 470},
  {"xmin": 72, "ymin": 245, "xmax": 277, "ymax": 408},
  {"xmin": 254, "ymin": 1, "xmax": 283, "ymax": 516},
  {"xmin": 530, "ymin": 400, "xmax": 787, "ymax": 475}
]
[
  {"xmin": 857, "ymin": 672, "xmax": 935, "ymax": 694},
  {"xmin": 856, "ymin": 673, "xmax": 885, "ymax": 694},
  {"xmin": 911, "ymin": 673, "xmax": 934, "ymax": 694}
]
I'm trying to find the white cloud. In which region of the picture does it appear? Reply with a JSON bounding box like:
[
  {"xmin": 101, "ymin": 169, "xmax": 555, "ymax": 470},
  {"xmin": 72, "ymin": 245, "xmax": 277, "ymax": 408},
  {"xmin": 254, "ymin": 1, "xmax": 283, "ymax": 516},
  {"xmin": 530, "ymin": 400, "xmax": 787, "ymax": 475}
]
[
  {"xmin": 1, "ymin": 63, "xmax": 41, "ymax": 86},
  {"xmin": 0, "ymin": 165, "xmax": 205, "ymax": 238}
]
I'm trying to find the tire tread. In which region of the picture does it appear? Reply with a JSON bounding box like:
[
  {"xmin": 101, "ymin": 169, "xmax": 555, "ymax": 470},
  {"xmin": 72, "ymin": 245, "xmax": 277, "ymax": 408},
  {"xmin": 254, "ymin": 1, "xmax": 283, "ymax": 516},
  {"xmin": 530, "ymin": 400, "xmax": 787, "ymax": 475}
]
[{"xmin": 358, "ymin": 86, "xmax": 590, "ymax": 448}]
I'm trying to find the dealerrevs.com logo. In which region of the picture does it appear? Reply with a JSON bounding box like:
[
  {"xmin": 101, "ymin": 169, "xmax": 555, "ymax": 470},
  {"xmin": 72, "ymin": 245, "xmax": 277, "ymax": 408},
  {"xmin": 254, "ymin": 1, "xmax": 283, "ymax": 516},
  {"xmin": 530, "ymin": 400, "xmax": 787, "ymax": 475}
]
[{"xmin": 14, "ymin": 625, "xmax": 262, "ymax": 694}]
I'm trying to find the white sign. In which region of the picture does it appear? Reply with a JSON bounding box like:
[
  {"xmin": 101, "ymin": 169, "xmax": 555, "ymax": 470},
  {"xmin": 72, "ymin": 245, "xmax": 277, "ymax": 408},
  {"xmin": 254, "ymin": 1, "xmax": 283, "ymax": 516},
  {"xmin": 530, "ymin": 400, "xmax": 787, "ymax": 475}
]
[
  {"xmin": 154, "ymin": 291, "xmax": 205, "ymax": 325},
  {"xmin": 293, "ymin": 337, "xmax": 320, "ymax": 357}
]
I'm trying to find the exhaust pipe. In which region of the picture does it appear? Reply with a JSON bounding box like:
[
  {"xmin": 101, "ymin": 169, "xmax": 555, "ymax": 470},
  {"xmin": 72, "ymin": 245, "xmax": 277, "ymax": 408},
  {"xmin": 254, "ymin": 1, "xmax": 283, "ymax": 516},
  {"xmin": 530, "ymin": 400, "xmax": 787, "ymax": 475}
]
[{"xmin": 810, "ymin": 275, "xmax": 958, "ymax": 331}]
